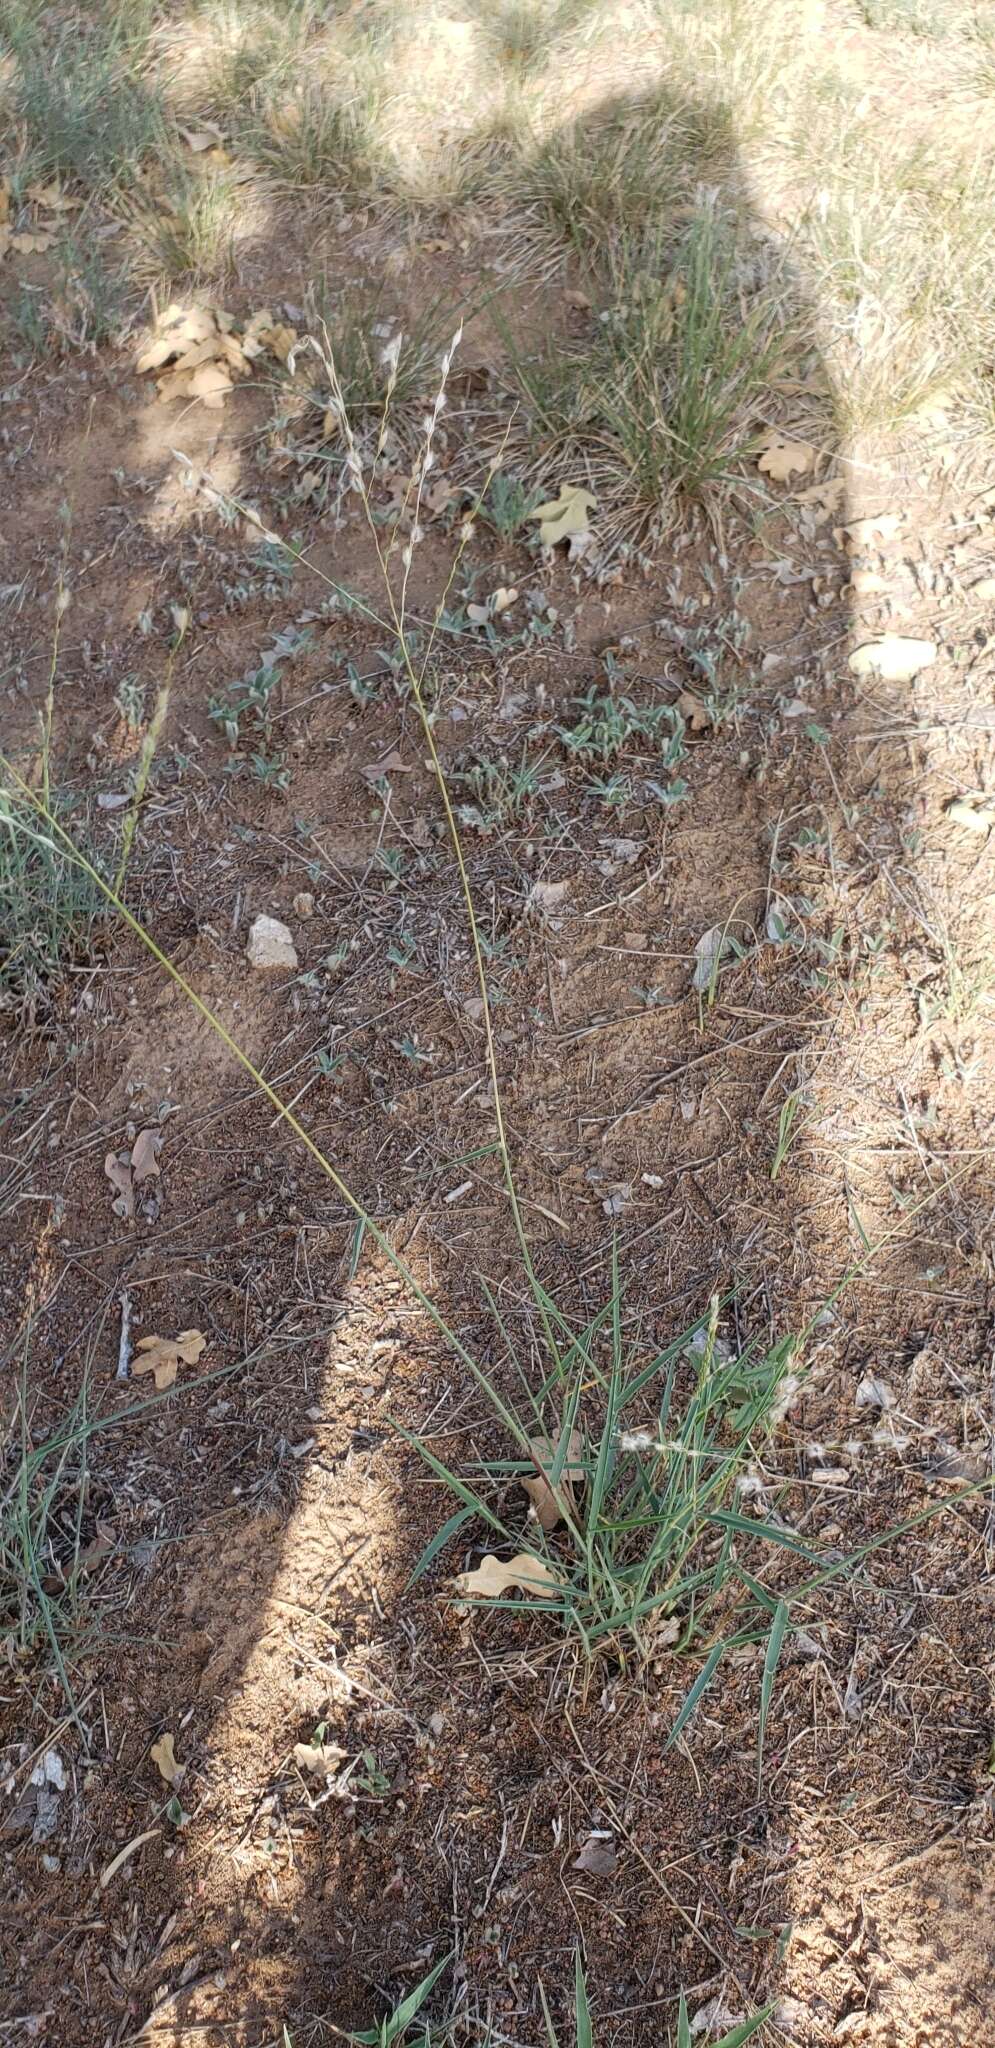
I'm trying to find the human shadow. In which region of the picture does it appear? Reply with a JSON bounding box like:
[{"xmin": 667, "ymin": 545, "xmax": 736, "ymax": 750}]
[{"xmin": 2, "ymin": 19, "xmax": 994, "ymax": 2048}]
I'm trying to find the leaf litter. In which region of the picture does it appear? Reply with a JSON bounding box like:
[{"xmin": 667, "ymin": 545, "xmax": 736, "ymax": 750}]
[
  {"xmin": 522, "ymin": 1429, "xmax": 585, "ymax": 1531},
  {"xmin": 131, "ymin": 1329, "xmax": 206, "ymax": 1391},
  {"xmin": 453, "ymin": 1553, "xmax": 566, "ymax": 1601},
  {"xmin": 150, "ymin": 1734, "xmax": 185, "ymax": 1787},
  {"xmin": 529, "ymin": 485, "xmax": 597, "ymax": 551},
  {"xmin": 104, "ymin": 1128, "xmax": 164, "ymax": 1219},
  {"xmin": 137, "ymin": 303, "xmax": 298, "ymax": 411}
]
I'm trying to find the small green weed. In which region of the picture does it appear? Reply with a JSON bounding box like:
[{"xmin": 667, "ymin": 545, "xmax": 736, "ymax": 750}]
[
  {"xmin": 482, "ymin": 469, "xmax": 541, "ymax": 539},
  {"xmin": 455, "ymin": 751, "xmax": 542, "ymax": 832}
]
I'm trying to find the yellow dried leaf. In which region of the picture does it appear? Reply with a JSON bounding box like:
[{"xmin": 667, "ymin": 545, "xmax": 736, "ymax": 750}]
[
  {"xmin": 840, "ymin": 512, "xmax": 902, "ymax": 549},
  {"xmin": 454, "ymin": 1552, "xmax": 566, "ymax": 1601},
  {"xmin": 522, "ymin": 1430, "xmax": 584, "ymax": 1532},
  {"xmin": 758, "ymin": 434, "xmax": 815, "ymax": 483},
  {"xmin": 27, "ymin": 181, "xmax": 81, "ymax": 212},
  {"xmin": 0, "ymin": 179, "xmax": 9, "ymax": 226},
  {"xmin": 137, "ymin": 305, "xmax": 218, "ymax": 374},
  {"xmin": 189, "ymin": 361, "xmax": 233, "ymax": 409},
  {"xmin": 972, "ymin": 577, "xmax": 995, "ymax": 601},
  {"xmin": 150, "ymin": 1733, "xmax": 184, "ymax": 1786},
  {"xmin": 795, "ymin": 474, "xmax": 845, "ymax": 518},
  {"xmin": 848, "ymin": 636, "xmax": 936, "ymax": 683},
  {"xmin": 849, "ymin": 568, "xmax": 888, "ymax": 596},
  {"xmin": 10, "ymin": 230, "xmax": 53, "ymax": 254},
  {"xmin": 529, "ymin": 485, "xmax": 597, "ymax": 550},
  {"xmin": 156, "ymin": 367, "xmax": 196, "ymax": 404},
  {"xmin": 132, "ymin": 1329, "xmax": 206, "ymax": 1391},
  {"xmin": 266, "ymin": 322, "xmax": 298, "ymax": 364},
  {"xmin": 293, "ymin": 1740, "xmax": 347, "ymax": 1778},
  {"xmin": 179, "ymin": 123, "xmax": 225, "ymax": 152},
  {"xmin": 946, "ymin": 798, "xmax": 995, "ymax": 834}
]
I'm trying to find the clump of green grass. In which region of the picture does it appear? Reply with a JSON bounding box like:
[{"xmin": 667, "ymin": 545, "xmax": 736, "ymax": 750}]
[
  {"xmin": 406, "ymin": 1278, "xmax": 805, "ymax": 1688},
  {"xmin": 508, "ymin": 97, "xmax": 695, "ymax": 258},
  {"xmin": 245, "ymin": 73, "xmax": 380, "ymax": 191},
  {"xmin": 0, "ymin": 786, "xmax": 106, "ymax": 1020},
  {"xmin": 0, "ymin": 1350, "xmax": 95, "ymax": 1703},
  {"xmin": 509, "ymin": 209, "xmax": 784, "ymax": 522},
  {"xmin": 10, "ymin": 24, "xmax": 165, "ymax": 189},
  {"xmin": 131, "ymin": 167, "xmax": 239, "ymax": 283}
]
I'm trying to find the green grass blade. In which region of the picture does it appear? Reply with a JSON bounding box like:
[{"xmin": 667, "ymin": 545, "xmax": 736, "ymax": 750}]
[
  {"xmin": 676, "ymin": 1993, "xmax": 692, "ymax": 2048},
  {"xmin": 665, "ymin": 1642, "xmax": 724, "ymax": 1749},
  {"xmin": 405, "ymin": 1504, "xmax": 476, "ymax": 1587},
  {"xmin": 574, "ymin": 1949, "xmax": 593, "ymax": 2048},
  {"xmin": 757, "ymin": 1598, "xmax": 789, "ymax": 1795},
  {"xmin": 714, "ymin": 2009, "xmax": 775, "ymax": 2047}
]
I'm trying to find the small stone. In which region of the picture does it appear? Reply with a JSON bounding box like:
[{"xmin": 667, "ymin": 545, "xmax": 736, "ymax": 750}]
[
  {"xmin": 246, "ymin": 915, "xmax": 298, "ymax": 971},
  {"xmin": 293, "ymin": 891, "xmax": 315, "ymax": 919}
]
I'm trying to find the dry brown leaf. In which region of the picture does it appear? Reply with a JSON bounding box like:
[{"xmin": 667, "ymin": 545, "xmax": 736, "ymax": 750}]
[
  {"xmin": 454, "ymin": 1552, "xmax": 566, "ymax": 1601},
  {"xmin": 573, "ymin": 1834, "xmax": 618, "ymax": 1876},
  {"xmin": 131, "ymin": 1128, "xmax": 162, "ymax": 1185},
  {"xmin": 840, "ymin": 512, "xmax": 902, "ymax": 548},
  {"xmin": 10, "ymin": 231, "xmax": 54, "ymax": 254},
  {"xmin": 0, "ymin": 179, "xmax": 9, "ymax": 227},
  {"xmin": 946, "ymin": 797, "xmax": 995, "ymax": 833},
  {"xmin": 150, "ymin": 1733, "xmax": 184, "ymax": 1786},
  {"xmin": 848, "ymin": 635, "xmax": 936, "ymax": 682},
  {"xmin": 27, "ymin": 181, "xmax": 81, "ymax": 212},
  {"xmin": 522, "ymin": 1429, "xmax": 584, "ymax": 1531},
  {"xmin": 361, "ymin": 746, "xmax": 410, "ymax": 780},
  {"xmin": 137, "ymin": 305, "xmax": 217, "ymax": 373},
  {"xmin": 293, "ymin": 1740, "xmax": 347, "ymax": 1778},
  {"xmin": 849, "ymin": 568, "xmax": 888, "ymax": 596},
  {"xmin": 179, "ymin": 122, "xmax": 225, "ymax": 152},
  {"xmin": 104, "ymin": 1150, "xmax": 135, "ymax": 1220},
  {"xmin": 132, "ymin": 1329, "xmax": 206, "ymax": 1391},
  {"xmin": 187, "ymin": 361, "xmax": 233, "ymax": 410},
  {"xmin": 758, "ymin": 434, "xmax": 815, "ymax": 483},
  {"xmin": 0, "ymin": 225, "xmax": 10, "ymax": 264},
  {"xmin": 675, "ymin": 689, "xmax": 712, "ymax": 732},
  {"xmin": 795, "ymin": 474, "xmax": 845, "ymax": 518},
  {"xmin": 530, "ymin": 485, "xmax": 597, "ymax": 549}
]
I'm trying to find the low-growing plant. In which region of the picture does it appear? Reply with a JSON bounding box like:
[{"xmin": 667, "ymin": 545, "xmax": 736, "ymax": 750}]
[{"xmin": 0, "ymin": 785, "xmax": 106, "ymax": 1019}]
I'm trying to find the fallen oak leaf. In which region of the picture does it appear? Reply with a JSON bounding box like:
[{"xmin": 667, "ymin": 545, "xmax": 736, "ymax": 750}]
[
  {"xmin": 293, "ymin": 1740, "xmax": 348, "ymax": 1779},
  {"xmin": 839, "ymin": 511, "xmax": 902, "ymax": 549},
  {"xmin": 26, "ymin": 181, "xmax": 81, "ymax": 212},
  {"xmin": 453, "ymin": 1552, "xmax": 566, "ymax": 1601},
  {"xmin": 136, "ymin": 304, "xmax": 218, "ymax": 373},
  {"xmin": 675, "ymin": 689, "xmax": 712, "ymax": 732},
  {"xmin": 522, "ymin": 1429, "xmax": 585, "ymax": 1532},
  {"xmin": 130, "ymin": 1128, "xmax": 162, "ymax": 1185},
  {"xmin": 150, "ymin": 1734, "xmax": 184, "ymax": 1787},
  {"xmin": 10, "ymin": 231, "xmax": 54, "ymax": 254},
  {"xmin": 572, "ymin": 1834, "xmax": 618, "ymax": 1877},
  {"xmin": 848, "ymin": 635, "xmax": 936, "ymax": 682},
  {"xmin": 186, "ymin": 361, "xmax": 233, "ymax": 410},
  {"xmin": 529, "ymin": 484, "xmax": 597, "ymax": 550},
  {"xmin": 758, "ymin": 434, "xmax": 815, "ymax": 483},
  {"xmin": 104, "ymin": 1150, "xmax": 135, "ymax": 1220},
  {"xmin": 361, "ymin": 746, "xmax": 410, "ymax": 780},
  {"xmin": 946, "ymin": 797, "xmax": 995, "ymax": 833},
  {"xmin": 132, "ymin": 1329, "xmax": 206, "ymax": 1391},
  {"xmin": 795, "ymin": 473, "xmax": 845, "ymax": 518}
]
